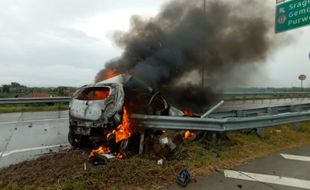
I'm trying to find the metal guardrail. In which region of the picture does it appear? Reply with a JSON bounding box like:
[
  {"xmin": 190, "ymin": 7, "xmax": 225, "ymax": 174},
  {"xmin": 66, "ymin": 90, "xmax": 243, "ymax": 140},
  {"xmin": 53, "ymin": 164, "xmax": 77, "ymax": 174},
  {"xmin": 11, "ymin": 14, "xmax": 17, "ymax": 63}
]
[
  {"xmin": 223, "ymin": 92, "xmax": 310, "ymax": 100},
  {"xmin": 1, "ymin": 92, "xmax": 310, "ymax": 104},
  {"xmin": 132, "ymin": 101, "xmax": 310, "ymax": 132},
  {"xmin": 1, "ymin": 96, "xmax": 310, "ymax": 133},
  {"xmin": 1, "ymin": 97, "xmax": 310, "ymax": 117},
  {"xmin": 133, "ymin": 110, "xmax": 310, "ymax": 131},
  {"xmin": 224, "ymin": 92, "xmax": 310, "ymax": 95},
  {"xmin": 0, "ymin": 97, "xmax": 71, "ymax": 104},
  {"xmin": 0, "ymin": 92, "xmax": 310, "ymax": 104},
  {"xmin": 209, "ymin": 103, "xmax": 310, "ymax": 118}
]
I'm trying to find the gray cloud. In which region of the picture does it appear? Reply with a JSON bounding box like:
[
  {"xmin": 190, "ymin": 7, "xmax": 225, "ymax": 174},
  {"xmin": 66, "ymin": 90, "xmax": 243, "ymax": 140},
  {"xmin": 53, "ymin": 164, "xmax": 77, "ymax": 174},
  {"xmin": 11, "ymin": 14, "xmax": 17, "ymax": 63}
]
[{"xmin": 0, "ymin": 0, "xmax": 167, "ymax": 87}]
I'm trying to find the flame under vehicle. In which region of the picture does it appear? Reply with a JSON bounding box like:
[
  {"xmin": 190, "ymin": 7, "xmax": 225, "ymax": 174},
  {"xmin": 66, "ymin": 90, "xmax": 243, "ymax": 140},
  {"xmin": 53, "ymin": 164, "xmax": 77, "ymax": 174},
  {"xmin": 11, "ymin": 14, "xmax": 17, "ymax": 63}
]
[{"xmin": 68, "ymin": 74, "xmax": 181, "ymax": 148}]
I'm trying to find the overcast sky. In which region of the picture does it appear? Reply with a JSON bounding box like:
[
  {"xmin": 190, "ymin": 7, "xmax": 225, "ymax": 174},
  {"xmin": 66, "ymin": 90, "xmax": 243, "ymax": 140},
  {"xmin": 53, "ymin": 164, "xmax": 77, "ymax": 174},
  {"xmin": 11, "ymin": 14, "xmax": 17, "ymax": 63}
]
[{"xmin": 0, "ymin": 0, "xmax": 309, "ymax": 88}]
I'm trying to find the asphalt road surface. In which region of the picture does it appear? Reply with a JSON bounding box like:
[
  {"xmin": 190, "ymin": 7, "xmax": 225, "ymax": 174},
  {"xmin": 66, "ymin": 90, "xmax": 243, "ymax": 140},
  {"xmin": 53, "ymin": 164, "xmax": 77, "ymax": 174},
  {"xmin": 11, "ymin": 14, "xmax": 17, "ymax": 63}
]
[
  {"xmin": 0, "ymin": 111, "xmax": 69, "ymax": 168},
  {"xmin": 167, "ymin": 145, "xmax": 310, "ymax": 190}
]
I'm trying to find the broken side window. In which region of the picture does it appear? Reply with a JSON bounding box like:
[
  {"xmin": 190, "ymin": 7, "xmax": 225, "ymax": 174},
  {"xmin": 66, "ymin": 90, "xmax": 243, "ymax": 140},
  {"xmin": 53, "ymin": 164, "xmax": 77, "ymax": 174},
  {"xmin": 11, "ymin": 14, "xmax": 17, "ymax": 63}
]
[{"xmin": 75, "ymin": 87, "xmax": 110, "ymax": 100}]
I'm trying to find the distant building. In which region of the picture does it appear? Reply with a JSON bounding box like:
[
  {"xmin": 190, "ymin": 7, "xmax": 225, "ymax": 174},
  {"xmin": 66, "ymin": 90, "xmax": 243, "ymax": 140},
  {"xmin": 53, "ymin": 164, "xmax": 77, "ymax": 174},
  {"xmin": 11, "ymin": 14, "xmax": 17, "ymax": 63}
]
[{"xmin": 27, "ymin": 92, "xmax": 50, "ymax": 97}]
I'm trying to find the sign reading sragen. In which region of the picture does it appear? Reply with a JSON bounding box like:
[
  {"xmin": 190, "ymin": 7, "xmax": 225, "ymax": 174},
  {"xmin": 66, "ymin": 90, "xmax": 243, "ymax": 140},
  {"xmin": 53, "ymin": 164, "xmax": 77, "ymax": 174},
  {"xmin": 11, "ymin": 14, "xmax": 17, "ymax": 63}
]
[{"xmin": 275, "ymin": 0, "xmax": 310, "ymax": 33}]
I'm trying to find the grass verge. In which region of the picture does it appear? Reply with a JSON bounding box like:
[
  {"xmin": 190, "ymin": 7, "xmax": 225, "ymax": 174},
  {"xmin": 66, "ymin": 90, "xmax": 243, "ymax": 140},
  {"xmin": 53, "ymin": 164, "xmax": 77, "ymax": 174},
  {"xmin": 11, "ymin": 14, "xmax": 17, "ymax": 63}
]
[{"xmin": 1, "ymin": 123, "xmax": 310, "ymax": 190}]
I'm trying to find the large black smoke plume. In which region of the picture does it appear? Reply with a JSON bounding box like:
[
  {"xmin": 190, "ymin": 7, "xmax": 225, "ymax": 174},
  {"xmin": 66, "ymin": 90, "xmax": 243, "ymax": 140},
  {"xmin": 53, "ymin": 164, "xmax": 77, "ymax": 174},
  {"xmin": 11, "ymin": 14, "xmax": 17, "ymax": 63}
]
[{"xmin": 96, "ymin": 0, "xmax": 277, "ymax": 109}]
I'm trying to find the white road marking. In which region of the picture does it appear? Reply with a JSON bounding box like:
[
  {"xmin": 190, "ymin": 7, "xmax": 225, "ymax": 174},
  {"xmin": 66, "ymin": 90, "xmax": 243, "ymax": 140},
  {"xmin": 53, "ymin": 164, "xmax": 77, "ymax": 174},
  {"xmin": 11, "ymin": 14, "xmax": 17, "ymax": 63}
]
[
  {"xmin": 0, "ymin": 118, "xmax": 69, "ymax": 125},
  {"xmin": 281, "ymin": 153, "xmax": 310, "ymax": 162},
  {"xmin": 224, "ymin": 170, "xmax": 310, "ymax": 189},
  {"xmin": 0, "ymin": 144, "xmax": 69, "ymax": 157}
]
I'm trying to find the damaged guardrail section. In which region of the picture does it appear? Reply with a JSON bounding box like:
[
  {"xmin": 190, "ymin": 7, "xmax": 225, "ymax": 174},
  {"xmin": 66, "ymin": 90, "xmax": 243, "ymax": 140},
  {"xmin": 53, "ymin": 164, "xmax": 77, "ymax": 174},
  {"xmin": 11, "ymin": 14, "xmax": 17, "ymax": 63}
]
[
  {"xmin": 1, "ymin": 97, "xmax": 310, "ymax": 133},
  {"xmin": 133, "ymin": 110, "xmax": 310, "ymax": 131}
]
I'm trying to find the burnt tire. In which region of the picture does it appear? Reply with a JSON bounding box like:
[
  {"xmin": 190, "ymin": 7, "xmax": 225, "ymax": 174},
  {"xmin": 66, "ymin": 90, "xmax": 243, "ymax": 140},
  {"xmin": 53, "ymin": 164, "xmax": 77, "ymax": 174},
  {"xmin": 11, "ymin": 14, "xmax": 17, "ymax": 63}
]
[{"xmin": 68, "ymin": 129, "xmax": 86, "ymax": 148}]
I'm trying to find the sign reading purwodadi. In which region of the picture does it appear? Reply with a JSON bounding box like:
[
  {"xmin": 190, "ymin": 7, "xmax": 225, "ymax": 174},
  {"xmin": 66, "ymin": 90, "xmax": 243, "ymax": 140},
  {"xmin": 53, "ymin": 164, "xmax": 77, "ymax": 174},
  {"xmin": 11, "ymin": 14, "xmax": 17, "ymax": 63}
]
[{"xmin": 275, "ymin": 0, "xmax": 310, "ymax": 33}]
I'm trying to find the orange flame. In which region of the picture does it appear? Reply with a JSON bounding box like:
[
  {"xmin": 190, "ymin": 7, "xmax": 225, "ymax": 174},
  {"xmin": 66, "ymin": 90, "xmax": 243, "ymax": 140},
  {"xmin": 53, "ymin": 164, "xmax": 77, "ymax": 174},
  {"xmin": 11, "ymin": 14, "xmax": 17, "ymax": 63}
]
[
  {"xmin": 88, "ymin": 106, "xmax": 134, "ymax": 160},
  {"xmin": 107, "ymin": 130, "xmax": 116, "ymax": 139},
  {"xmin": 182, "ymin": 108, "xmax": 193, "ymax": 116},
  {"xmin": 116, "ymin": 152, "xmax": 127, "ymax": 159},
  {"xmin": 184, "ymin": 130, "xmax": 196, "ymax": 140},
  {"xmin": 94, "ymin": 89, "xmax": 110, "ymax": 100},
  {"xmin": 88, "ymin": 145, "xmax": 111, "ymax": 158},
  {"xmin": 103, "ymin": 69, "xmax": 119, "ymax": 80},
  {"xmin": 115, "ymin": 107, "xmax": 134, "ymax": 143}
]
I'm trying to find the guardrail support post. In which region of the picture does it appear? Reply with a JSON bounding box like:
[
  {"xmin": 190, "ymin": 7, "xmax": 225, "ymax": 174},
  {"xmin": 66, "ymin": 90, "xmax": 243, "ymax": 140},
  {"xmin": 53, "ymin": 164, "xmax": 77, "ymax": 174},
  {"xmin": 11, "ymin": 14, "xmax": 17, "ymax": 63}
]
[
  {"xmin": 139, "ymin": 131, "xmax": 145, "ymax": 155},
  {"xmin": 256, "ymin": 128, "xmax": 265, "ymax": 138},
  {"xmin": 293, "ymin": 122, "xmax": 304, "ymax": 132},
  {"xmin": 211, "ymin": 133, "xmax": 217, "ymax": 145}
]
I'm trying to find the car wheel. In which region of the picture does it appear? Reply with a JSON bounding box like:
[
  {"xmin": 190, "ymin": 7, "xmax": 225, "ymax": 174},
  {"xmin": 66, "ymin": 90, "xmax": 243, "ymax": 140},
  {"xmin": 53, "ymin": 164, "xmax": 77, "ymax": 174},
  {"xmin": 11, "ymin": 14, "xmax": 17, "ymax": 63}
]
[{"xmin": 68, "ymin": 128, "xmax": 85, "ymax": 148}]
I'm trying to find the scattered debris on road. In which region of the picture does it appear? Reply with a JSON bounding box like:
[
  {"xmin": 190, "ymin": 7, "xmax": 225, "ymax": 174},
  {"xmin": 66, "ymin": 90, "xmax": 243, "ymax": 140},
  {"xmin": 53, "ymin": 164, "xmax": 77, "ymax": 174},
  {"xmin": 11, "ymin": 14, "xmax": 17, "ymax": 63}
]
[{"xmin": 176, "ymin": 168, "xmax": 191, "ymax": 187}]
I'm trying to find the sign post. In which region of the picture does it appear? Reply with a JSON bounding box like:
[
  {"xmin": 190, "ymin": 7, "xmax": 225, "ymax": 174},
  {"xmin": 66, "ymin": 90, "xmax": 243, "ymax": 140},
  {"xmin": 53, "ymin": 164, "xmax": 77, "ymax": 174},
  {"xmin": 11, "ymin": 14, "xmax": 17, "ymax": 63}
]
[
  {"xmin": 299, "ymin": 74, "xmax": 306, "ymax": 89},
  {"xmin": 275, "ymin": 0, "xmax": 310, "ymax": 33}
]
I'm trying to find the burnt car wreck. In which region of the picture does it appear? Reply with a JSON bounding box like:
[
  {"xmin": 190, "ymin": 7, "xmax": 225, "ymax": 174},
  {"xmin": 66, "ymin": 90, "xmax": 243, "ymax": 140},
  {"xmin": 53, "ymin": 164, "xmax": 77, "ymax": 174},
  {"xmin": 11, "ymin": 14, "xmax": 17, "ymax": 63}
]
[{"xmin": 68, "ymin": 74, "xmax": 184, "ymax": 155}]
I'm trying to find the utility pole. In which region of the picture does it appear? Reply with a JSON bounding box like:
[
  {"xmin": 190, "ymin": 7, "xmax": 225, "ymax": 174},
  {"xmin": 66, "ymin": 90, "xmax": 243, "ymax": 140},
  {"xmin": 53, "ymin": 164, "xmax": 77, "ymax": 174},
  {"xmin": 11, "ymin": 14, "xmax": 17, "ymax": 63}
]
[{"xmin": 202, "ymin": 0, "xmax": 206, "ymax": 89}]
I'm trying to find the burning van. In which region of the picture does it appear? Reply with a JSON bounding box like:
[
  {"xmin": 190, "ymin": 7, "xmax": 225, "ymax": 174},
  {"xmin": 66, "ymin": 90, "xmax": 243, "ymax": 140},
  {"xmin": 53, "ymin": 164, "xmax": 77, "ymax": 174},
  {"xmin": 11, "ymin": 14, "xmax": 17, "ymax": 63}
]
[{"xmin": 68, "ymin": 74, "xmax": 176, "ymax": 148}]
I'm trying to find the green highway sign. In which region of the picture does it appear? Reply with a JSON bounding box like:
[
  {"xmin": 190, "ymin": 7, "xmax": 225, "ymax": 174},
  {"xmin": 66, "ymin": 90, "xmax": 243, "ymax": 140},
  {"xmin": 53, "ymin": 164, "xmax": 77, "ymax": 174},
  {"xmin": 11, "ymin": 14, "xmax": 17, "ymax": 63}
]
[{"xmin": 275, "ymin": 0, "xmax": 310, "ymax": 33}]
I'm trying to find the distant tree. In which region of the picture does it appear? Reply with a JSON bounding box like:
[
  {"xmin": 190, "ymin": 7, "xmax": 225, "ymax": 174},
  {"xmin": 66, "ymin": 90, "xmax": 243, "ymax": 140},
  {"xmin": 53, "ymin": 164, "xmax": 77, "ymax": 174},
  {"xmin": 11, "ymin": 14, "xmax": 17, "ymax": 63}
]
[
  {"xmin": 57, "ymin": 86, "xmax": 67, "ymax": 96},
  {"xmin": 11, "ymin": 82, "xmax": 21, "ymax": 87},
  {"xmin": 2, "ymin": 85, "xmax": 10, "ymax": 93}
]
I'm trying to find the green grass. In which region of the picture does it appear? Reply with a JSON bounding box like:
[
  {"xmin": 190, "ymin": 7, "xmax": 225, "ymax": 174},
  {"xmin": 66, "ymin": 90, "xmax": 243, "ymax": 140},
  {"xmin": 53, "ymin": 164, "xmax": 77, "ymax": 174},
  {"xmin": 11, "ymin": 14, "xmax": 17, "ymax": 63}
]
[{"xmin": 57, "ymin": 123, "xmax": 310, "ymax": 189}]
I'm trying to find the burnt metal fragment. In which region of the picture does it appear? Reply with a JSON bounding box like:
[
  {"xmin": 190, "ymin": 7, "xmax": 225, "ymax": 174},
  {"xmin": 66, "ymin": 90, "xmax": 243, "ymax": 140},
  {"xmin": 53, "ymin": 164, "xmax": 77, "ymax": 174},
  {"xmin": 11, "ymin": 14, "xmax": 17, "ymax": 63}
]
[
  {"xmin": 90, "ymin": 153, "xmax": 115, "ymax": 166},
  {"xmin": 176, "ymin": 168, "xmax": 191, "ymax": 187}
]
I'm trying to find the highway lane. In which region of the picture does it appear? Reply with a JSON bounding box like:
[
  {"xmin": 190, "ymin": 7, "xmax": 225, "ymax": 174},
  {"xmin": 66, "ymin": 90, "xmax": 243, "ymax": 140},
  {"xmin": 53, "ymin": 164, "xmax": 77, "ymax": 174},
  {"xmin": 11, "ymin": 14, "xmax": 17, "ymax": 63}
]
[
  {"xmin": 0, "ymin": 110, "xmax": 68, "ymax": 123},
  {"xmin": 0, "ymin": 111, "xmax": 69, "ymax": 168}
]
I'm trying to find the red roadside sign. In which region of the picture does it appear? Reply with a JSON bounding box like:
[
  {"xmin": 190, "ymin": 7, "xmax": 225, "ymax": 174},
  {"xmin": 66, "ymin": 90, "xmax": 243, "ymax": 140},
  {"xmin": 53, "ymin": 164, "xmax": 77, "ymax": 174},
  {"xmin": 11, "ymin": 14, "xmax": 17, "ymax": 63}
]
[{"xmin": 299, "ymin": 74, "xmax": 306, "ymax": 81}]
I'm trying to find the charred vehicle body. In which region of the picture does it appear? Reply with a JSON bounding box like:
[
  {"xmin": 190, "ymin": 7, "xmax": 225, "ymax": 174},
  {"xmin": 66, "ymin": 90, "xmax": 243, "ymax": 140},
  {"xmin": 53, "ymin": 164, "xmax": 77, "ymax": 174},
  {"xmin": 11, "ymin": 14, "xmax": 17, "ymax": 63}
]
[{"xmin": 68, "ymin": 74, "xmax": 182, "ymax": 148}]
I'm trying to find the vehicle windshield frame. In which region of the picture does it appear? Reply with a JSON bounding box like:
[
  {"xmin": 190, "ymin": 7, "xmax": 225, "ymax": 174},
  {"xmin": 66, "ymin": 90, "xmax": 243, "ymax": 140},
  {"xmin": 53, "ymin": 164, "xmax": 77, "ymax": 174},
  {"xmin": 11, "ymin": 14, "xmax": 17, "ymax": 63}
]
[{"xmin": 74, "ymin": 87, "xmax": 111, "ymax": 101}]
